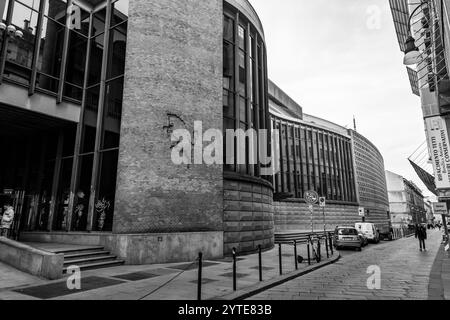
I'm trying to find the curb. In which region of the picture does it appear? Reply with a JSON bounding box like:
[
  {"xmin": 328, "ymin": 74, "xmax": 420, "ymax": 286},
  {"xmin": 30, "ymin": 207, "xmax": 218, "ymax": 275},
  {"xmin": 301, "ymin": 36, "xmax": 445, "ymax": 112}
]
[{"xmin": 214, "ymin": 254, "xmax": 341, "ymax": 301}]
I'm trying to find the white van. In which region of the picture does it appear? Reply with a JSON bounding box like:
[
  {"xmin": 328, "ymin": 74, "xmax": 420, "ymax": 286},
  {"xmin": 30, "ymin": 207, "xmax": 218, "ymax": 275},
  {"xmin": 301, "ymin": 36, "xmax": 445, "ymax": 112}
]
[{"xmin": 355, "ymin": 223, "xmax": 380, "ymax": 243}]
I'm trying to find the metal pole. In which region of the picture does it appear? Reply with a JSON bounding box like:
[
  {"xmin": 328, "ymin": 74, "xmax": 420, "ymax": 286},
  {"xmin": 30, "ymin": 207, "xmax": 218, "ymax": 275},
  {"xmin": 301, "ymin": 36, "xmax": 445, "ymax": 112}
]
[
  {"xmin": 307, "ymin": 241, "xmax": 311, "ymax": 265},
  {"xmin": 278, "ymin": 243, "xmax": 283, "ymax": 275},
  {"xmin": 317, "ymin": 238, "xmax": 321, "ymax": 263},
  {"xmin": 294, "ymin": 240, "xmax": 298, "ymax": 270},
  {"xmin": 325, "ymin": 234, "xmax": 329, "ymax": 259},
  {"xmin": 197, "ymin": 252, "xmax": 202, "ymax": 301},
  {"xmin": 232, "ymin": 248, "xmax": 237, "ymax": 291},
  {"xmin": 258, "ymin": 244, "xmax": 262, "ymax": 282},
  {"xmin": 329, "ymin": 233, "xmax": 334, "ymax": 256}
]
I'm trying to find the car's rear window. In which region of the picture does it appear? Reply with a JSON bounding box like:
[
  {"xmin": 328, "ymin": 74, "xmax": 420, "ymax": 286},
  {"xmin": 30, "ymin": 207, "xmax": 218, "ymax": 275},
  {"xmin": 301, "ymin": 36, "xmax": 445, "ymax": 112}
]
[{"xmin": 338, "ymin": 228, "xmax": 358, "ymax": 235}]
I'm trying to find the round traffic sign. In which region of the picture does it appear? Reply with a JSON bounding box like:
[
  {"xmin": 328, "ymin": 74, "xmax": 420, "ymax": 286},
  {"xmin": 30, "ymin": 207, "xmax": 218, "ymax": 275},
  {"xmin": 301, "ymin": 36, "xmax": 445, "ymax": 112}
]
[{"xmin": 304, "ymin": 191, "xmax": 319, "ymax": 205}]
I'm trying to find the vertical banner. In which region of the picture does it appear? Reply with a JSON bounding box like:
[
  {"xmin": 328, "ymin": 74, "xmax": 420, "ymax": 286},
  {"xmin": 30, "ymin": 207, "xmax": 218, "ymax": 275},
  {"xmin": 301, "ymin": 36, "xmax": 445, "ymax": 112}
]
[{"xmin": 425, "ymin": 116, "xmax": 450, "ymax": 189}]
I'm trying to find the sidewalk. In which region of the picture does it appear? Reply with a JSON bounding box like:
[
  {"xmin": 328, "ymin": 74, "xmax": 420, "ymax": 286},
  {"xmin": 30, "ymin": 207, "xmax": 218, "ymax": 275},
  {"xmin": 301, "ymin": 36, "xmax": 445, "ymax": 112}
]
[
  {"xmin": 0, "ymin": 262, "xmax": 44, "ymax": 297},
  {"xmin": 428, "ymin": 239, "xmax": 450, "ymax": 300},
  {"xmin": 0, "ymin": 241, "xmax": 337, "ymax": 300}
]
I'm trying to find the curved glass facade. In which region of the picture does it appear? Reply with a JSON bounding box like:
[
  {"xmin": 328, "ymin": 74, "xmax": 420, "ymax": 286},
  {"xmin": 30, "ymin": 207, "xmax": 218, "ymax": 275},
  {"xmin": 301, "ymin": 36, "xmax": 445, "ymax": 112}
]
[
  {"xmin": 223, "ymin": 1, "xmax": 270, "ymax": 178},
  {"xmin": 271, "ymin": 115, "xmax": 358, "ymax": 203}
]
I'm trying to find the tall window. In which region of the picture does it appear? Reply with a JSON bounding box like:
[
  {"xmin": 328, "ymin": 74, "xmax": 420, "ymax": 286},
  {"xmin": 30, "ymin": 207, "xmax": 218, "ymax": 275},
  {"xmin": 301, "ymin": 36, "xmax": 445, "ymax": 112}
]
[{"xmin": 223, "ymin": 7, "xmax": 269, "ymax": 179}]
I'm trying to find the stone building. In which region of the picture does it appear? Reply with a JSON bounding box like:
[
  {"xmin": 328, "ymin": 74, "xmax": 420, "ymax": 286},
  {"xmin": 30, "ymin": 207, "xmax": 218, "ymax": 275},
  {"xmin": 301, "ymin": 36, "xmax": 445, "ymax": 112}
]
[
  {"xmin": 386, "ymin": 170, "xmax": 427, "ymax": 227},
  {"xmin": 0, "ymin": 0, "xmax": 390, "ymax": 270}
]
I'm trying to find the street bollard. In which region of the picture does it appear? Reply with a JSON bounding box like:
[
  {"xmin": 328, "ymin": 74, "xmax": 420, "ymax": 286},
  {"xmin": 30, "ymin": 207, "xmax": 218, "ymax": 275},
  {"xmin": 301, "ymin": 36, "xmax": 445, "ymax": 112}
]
[
  {"xmin": 294, "ymin": 240, "xmax": 298, "ymax": 270},
  {"xmin": 232, "ymin": 248, "xmax": 237, "ymax": 291},
  {"xmin": 197, "ymin": 252, "xmax": 203, "ymax": 301},
  {"xmin": 317, "ymin": 238, "xmax": 321, "ymax": 263},
  {"xmin": 329, "ymin": 233, "xmax": 334, "ymax": 256},
  {"xmin": 278, "ymin": 243, "xmax": 283, "ymax": 275},
  {"xmin": 307, "ymin": 241, "xmax": 311, "ymax": 265},
  {"xmin": 258, "ymin": 244, "xmax": 263, "ymax": 282},
  {"xmin": 325, "ymin": 235, "xmax": 329, "ymax": 259}
]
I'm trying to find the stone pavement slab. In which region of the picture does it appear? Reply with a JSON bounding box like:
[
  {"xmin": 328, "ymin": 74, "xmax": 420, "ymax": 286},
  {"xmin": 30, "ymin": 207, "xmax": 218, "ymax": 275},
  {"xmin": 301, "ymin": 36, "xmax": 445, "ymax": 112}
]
[{"xmin": 0, "ymin": 262, "xmax": 44, "ymax": 291}]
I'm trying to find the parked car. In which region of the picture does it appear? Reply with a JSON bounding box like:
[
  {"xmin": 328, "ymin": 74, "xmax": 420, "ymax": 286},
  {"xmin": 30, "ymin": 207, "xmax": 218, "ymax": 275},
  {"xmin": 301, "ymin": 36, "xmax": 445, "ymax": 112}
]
[
  {"xmin": 355, "ymin": 223, "xmax": 380, "ymax": 243},
  {"xmin": 334, "ymin": 226, "xmax": 362, "ymax": 251},
  {"xmin": 358, "ymin": 231, "xmax": 369, "ymax": 247}
]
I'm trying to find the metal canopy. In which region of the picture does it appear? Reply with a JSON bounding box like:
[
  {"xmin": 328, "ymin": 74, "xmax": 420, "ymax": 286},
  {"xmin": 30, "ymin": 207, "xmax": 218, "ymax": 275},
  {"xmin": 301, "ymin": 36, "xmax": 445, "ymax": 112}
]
[{"xmin": 389, "ymin": 0, "xmax": 411, "ymax": 52}]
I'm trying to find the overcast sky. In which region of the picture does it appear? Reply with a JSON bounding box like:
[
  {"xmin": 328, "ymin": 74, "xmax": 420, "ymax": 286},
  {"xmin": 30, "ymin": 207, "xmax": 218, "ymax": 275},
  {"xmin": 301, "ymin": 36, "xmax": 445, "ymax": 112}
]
[{"xmin": 251, "ymin": 0, "xmax": 434, "ymax": 198}]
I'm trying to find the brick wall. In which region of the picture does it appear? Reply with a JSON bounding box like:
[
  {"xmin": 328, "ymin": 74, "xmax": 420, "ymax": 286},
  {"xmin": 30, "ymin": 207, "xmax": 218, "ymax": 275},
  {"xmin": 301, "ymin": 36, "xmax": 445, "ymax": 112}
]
[
  {"xmin": 223, "ymin": 175, "xmax": 274, "ymax": 255},
  {"xmin": 114, "ymin": 0, "xmax": 224, "ymax": 234},
  {"xmin": 274, "ymin": 201, "xmax": 359, "ymax": 233}
]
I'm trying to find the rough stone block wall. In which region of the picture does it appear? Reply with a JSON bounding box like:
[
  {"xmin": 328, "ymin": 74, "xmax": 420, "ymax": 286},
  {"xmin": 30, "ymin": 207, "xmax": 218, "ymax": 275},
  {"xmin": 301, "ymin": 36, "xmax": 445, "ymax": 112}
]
[
  {"xmin": 274, "ymin": 201, "xmax": 359, "ymax": 233},
  {"xmin": 223, "ymin": 178, "xmax": 274, "ymax": 255},
  {"xmin": 114, "ymin": 0, "xmax": 224, "ymax": 234}
]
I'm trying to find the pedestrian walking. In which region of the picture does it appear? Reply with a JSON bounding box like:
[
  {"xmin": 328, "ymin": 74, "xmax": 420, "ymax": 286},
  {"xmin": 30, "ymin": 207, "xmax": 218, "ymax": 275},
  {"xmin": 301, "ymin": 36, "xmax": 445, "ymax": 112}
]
[
  {"xmin": 415, "ymin": 224, "xmax": 427, "ymax": 252},
  {"xmin": 438, "ymin": 223, "xmax": 442, "ymax": 231},
  {"xmin": 0, "ymin": 204, "xmax": 15, "ymax": 238}
]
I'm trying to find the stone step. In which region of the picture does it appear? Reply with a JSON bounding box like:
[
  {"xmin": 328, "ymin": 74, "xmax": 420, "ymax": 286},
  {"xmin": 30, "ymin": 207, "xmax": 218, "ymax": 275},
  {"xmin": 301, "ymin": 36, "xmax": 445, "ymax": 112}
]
[
  {"xmin": 64, "ymin": 250, "xmax": 111, "ymax": 260},
  {"xmin": 63, "ymin": 259, "xmax": 125, "ymax": 273},
  {"xmin": 53, "ymin": 246, "xmax": 106, "ymax": 255},
  {"xmin": 64, "ymin": 254, "xmax": 118, "ymax": 266}
]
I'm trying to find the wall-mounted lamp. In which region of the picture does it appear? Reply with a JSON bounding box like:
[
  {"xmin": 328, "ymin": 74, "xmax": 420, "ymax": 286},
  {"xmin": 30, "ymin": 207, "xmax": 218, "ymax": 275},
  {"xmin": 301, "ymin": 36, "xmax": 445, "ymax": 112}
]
[
  {"xmin": 403, "ymin": 3, "xmax": 427, "ymax": 66},
  {"xmin": 404, "ymin": 36, "xmax": 421, "ymax": 66}
]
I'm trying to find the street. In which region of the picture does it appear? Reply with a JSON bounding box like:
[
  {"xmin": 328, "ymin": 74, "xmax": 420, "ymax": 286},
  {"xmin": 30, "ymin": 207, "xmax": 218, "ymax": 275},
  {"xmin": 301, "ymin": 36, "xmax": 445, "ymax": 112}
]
[{"xmin": 249, "ymin": 230, "xmax": 445, "ymax": 300}]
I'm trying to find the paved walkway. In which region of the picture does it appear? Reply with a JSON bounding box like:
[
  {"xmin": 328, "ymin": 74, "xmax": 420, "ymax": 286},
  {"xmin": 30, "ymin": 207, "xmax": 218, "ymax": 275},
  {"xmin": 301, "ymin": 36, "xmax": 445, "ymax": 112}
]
[
  {"xmin": 0, "ymin": 262, "xmax": 44, "ymax": 292},
  {"xmin": 0, "ymin": 242, "xmax": 334, "ymax": 300},
  {"xmin": 248, "ymin": 230, "xmax": 445, "ymax": 300},
  {"xmin": 428, "ymin": 241, "xmax": 450, "ymax": 300}
]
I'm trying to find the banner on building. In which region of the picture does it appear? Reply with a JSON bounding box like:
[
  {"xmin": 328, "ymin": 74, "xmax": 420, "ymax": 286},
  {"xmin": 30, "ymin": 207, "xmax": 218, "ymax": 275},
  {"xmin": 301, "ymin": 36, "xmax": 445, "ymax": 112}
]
[{"xmin": 425, "ymin": 116, "xmax": 450, "ymax": 189}]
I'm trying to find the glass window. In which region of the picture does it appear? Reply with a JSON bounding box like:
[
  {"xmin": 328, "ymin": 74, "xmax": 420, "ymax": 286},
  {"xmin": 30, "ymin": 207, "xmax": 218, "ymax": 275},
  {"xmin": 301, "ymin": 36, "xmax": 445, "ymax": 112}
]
[
  {"xmin": 238, "ymin": 50, "xmax": 246, "ymax": 93},
  {"xmin": 111, "ymin": 0, "xmax": 129, "ymax": 28},
  {"xmin": 87, "ymin": 33, "xmax": 104, "ymax": 86},
  {"xmin": 0, "ymin": 0, "xmax": 9, "ymax": 49},
  {"xmin": 106, "ymin": 23, "xmax": 127, "ymax": 80},
  {"xmin": 95, "ymin": 150, "xmax": 119, "ymax": 231},
  {"xmin": 4, "ymin": 0, "xmax": 39, "ymax": 84},
  {"xmin": 37, "ymin": 16, "xmax": 65, "ymax": 92},
  {"xmin": 64, "ymin": 30, "xmax": 88, "ymax": 100},
  {"xmin": 72, "ymin": 154, "xmax": 93, "ymax": 231},
  {"xmin": 224, "ymin": 15, "xmax": 234, "ymax": 42},
  {"xmin": 43, "ymin": 0, "xmax": 67, "ymax": 24},
  {"xmin": 82, "ymin": 85, "xmax": 100, "ymax": 153},
  {"xmin": 238, "ymin": 25, "xmax": 245, "ymax": 50},
  {"xmin": 101, "ymin": 77, "xmax": 123, "ymax": 150},
  {"xmin": 54, "ymin": 157, "xmax": 73, "ymax": 231},
  {"xmin": 223, "ymin": 89, "xmax": 234, "ymax": 118},
  {"xmin": 92, "ymin": 7, "xmax": 106, "ymax": 37}
]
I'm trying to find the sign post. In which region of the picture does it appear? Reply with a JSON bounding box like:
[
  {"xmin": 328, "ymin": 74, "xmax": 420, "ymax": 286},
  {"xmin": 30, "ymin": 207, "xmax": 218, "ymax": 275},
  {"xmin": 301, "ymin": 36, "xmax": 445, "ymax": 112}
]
[
  {"xmin": 359, "ymin": 207, "xmax": 365, "ymax": 222},
  {"xmin": 305, "ymin": 191, "xmax": 319, "ymax": 233},
  {"xmin": 319, "ymin": 197, "xmax": 326, "ymax": 235}
]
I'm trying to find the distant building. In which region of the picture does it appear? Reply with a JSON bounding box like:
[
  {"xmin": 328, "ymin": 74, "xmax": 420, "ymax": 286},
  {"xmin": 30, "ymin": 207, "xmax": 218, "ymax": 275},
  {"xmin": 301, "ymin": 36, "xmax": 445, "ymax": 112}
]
[
  {"xmin": 386, "ymin": 170, "xmax": 427, "ymax": 227},
  {"xmin": 350, "ymin": 130, "xmax": 390, "ymax": 232}
]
